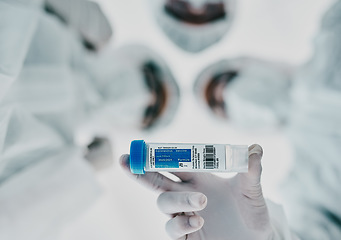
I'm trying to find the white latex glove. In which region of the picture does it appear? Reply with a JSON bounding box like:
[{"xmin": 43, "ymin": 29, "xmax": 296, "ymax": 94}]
[
  {"xmin": 84, "ymin": 137, "xmax": 114, "ymax": 170},
  {"xmin": 45, "ymin": 0, "xmax": 113, "ymax": 50},
  {"xmin": 120, "ymin": 144, "xmax": 276, "ymax": 240}
]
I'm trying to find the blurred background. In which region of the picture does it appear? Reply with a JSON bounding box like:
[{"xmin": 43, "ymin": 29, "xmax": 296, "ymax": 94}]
[
  {"xmin": 60, "ymin": 0, "xmax": 332, "ymax": 239},
  {"xmin": 0, "ymin": 0, "xmax": 336, "ymax": 239}
]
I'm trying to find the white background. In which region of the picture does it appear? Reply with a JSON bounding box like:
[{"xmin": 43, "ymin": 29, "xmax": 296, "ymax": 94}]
[{"xmin": 61, "ymin": 0, "xmax": 334, "ymax": 239}]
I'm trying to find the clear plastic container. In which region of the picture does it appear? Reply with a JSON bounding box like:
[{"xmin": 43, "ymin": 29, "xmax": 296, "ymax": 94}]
[{"xmin": 129, "ymin": 140, "xmax": 249, "ymax": 174}]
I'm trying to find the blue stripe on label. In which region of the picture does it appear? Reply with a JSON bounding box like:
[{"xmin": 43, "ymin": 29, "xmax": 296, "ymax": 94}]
[{"xmin": 155, "ymin": 149, "xmax": 191, "ymax": 168}]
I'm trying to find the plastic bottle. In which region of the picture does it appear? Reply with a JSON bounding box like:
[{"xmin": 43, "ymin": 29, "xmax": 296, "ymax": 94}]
[{"xmin": 129, "ymin": 140, "xmax": 249, "ymax": 174}]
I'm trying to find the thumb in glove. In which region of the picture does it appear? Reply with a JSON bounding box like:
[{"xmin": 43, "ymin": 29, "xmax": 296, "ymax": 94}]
[{"xmin": 234, "ymin": 144, "xmax": 273, "ymax": 236}]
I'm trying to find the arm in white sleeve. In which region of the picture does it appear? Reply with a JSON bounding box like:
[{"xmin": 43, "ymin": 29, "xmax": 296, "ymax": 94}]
[
  {"xmin": 0, "ymin": 0, "xmax": 39, "ymax": 99},
  {"xmin": 0, "ymin": 104, "xmax": 101, "ymax": 240},
  {"xmin": 266, "ymin": 200, "xmax": 301, "ymax": 240}
]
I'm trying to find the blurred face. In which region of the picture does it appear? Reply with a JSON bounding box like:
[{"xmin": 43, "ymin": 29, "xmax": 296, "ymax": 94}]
[
  {"xmin": 102, "ymin": 45, "xmax": 180, "ymax": 131},
  {"xmin": 141, "ymin": 61, "xmax": 169, "ymax": 129},
  {"xmin": 164, "ymin": 0, "xmax": 226, "ymax": 24},
  {"xmin": 204, "ymin": 70, "xmax": 238, "ymax": 117},
  {"xmin": 152, "ymin": 0, "xmax": 235, "ymax": 52}
]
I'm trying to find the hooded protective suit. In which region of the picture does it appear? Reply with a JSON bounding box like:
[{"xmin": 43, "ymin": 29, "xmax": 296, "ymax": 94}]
[
  {"xmin": 0, "ymin": 1, "xmax": 103, "ymax": 239},
  {"xmin": 281, "ymin": 1, "xmax": 341, "ymax": 239},
  {"xmin": 220, "ymin": 1, "xmax": 341, "ymax": 238},
  {"xmin": 0, "ymin": 0, "xmax": 152, "ymax": 239}
]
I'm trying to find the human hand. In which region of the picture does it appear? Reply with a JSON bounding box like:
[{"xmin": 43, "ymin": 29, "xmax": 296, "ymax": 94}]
[
  {"xmin": 84, "ymin": 137, "xmax": 113, "ymax": 170},
  {"xmin": 45, "ymin": 0, "xmax": 113, "ymax": 50},
  {"xmin": 120, "ymin": 144, "xmax": 275, "ymax": 240}
]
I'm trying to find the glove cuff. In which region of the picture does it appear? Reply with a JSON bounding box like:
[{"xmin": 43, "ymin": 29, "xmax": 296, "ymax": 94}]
[{"xmin": 266, "ymin": 199, "xmax": 300, "ymax": 240}]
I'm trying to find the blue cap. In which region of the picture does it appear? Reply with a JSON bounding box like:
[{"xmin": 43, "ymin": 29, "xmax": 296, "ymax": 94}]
[{"xmin": 130, "ymin": 140, "xmax": 146, "ymax": 174}]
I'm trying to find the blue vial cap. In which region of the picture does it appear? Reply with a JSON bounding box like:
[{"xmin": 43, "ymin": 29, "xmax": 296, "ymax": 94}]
[{"xmin": 130, "ymin": 140, "xmax": 146, "ymax": 174}]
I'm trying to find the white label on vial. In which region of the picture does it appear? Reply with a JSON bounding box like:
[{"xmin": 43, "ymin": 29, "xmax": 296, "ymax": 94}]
[{"xmin": 147, "ymin": 143, "xmax": 227, "ymax": 171}]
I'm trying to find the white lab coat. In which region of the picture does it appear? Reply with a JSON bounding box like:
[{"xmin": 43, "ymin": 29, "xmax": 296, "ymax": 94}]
[{"xmin": 0, "ymin": 1, "xmax": 149, "ymax": 239}]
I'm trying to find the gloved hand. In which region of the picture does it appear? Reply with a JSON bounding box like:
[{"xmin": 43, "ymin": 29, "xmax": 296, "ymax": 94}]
[
  {"xmin": 45, "ymin": 0, "xmax": 113, "ymax": 50},
  {"xmin": 84, "ymin": 137, "xmax": 113, "ymax": 170},
  {"xmin": 120, "ymin": 144, "xmax": 275, "ymax": 240}
]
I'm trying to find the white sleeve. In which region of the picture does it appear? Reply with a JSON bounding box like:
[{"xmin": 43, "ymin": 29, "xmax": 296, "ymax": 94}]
[
  {"xmin": 0, "ymin": 105, "xmax": 101, "ymax": 240},
  {"xmin": 0, "ymin": 147, "xmax": 101, "ymax": 240},
  {"xmin": 266, "ymin": 200, "xmax": 300, "ymax": 240},
  {"xmin": 0, "ymin": 0, "xmax": 39, "ymax": 100}
]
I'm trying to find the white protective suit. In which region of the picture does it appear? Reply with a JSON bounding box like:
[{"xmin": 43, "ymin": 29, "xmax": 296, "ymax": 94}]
[
  {"xmin": 281, "ymin": 0, "xmax": 341, "ymax": 239},
  {"xmin": 0, "ymin": 1, "xmax": 158, "ymax": 239},
  {"xmin": 219, "ymin": 1, "xmax": 341, "ymax": 239},
  {"xmin": 0, "ymin": 1, "xmax": 101, "ymax": 239}
]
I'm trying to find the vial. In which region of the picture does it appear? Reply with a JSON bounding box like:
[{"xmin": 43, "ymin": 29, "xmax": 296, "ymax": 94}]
[{"xmin": 129, "ymin": 140, "xmax": 249, "ymax": 174}]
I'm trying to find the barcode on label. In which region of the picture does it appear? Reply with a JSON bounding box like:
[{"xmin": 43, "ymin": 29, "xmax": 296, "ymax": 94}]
[{"xmin": 204, "ymin": 145, "xmax": 216, "ymax": 169}]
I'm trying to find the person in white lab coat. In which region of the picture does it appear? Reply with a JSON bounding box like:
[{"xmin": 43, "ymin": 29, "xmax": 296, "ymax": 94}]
[
  {"xmin": 120, "ymin": 1, "xmax": 341, "ymax": 239},
  {"xmin": 0, "ymin": 0, "xmax": 179, "ymax": 239}
]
